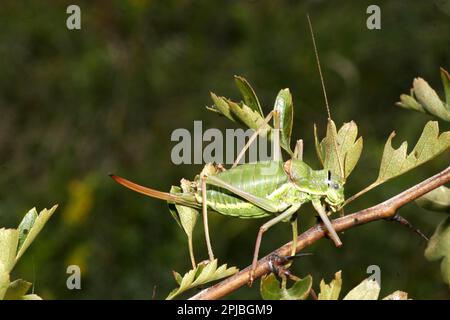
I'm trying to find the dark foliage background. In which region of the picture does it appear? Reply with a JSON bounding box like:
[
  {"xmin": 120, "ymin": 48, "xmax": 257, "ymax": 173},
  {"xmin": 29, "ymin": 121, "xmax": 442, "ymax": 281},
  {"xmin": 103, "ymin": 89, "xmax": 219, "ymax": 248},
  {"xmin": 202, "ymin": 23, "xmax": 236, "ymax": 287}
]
[{"xmin": 0, "ymin": 0, "xmax": 449, "ymax": 299}]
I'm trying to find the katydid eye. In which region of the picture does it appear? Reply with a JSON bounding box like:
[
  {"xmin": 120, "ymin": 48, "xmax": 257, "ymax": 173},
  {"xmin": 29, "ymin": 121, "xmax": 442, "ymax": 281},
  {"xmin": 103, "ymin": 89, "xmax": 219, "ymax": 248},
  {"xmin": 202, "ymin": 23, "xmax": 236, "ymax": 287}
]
[{"xmin": 332, "ymin": 183, "xmax": 339, "ymax": 189}]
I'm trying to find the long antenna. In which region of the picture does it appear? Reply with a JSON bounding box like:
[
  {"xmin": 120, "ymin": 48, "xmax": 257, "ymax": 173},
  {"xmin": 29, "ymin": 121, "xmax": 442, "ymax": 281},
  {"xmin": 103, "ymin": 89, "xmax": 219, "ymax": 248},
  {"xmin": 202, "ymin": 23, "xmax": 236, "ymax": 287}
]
[
  {"xmin": 307, "ymin": 14, "xmax": 345, "ymax": 181},
  {"xmin": 307, "ymin": 14, "xmax": 331, "ymax": 120}
]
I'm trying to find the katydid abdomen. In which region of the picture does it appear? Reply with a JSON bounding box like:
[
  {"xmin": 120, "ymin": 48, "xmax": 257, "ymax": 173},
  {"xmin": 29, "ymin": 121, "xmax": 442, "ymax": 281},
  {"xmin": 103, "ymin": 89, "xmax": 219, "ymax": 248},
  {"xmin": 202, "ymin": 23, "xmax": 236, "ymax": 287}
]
[{"xmin": 201, "ymin": 161, "xmax": 303, "ymax": 219}]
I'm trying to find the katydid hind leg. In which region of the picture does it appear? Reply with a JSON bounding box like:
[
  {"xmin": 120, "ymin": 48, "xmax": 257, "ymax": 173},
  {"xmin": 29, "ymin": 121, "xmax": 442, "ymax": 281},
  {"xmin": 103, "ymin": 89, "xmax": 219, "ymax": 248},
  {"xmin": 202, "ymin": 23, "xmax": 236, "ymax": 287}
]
[
  {"xmin": 248, "ymin": 204, "xmax": 301, "ymax": 286},
  {"xmin": 205, "ymin": 174, "xmax": 281, "ymax": 213}
]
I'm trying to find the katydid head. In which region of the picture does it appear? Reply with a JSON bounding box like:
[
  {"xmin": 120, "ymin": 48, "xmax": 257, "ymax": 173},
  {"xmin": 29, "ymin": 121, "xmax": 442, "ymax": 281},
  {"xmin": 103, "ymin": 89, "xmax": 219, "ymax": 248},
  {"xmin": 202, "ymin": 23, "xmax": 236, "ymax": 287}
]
[
  {"xmin": 285, "ymin": 159, "xmax": 345, "ymax": 211},
  {"xmin": 324, "ymin": 170, "xmax": 345, "ymax": 211}
]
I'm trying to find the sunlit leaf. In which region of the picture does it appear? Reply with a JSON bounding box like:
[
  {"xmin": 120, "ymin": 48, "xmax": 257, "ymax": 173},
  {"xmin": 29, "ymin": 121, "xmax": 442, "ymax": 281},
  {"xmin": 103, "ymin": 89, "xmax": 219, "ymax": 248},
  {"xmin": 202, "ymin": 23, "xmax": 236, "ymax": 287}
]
[
  {"xmin": 397, "ymin": 91, "xmax": 426, "ymax": 113},
  {"xmin": 425, "ymin": 217, "xmax": 450, "ymax": 288},
  {"xmin": 383, "ymin": 290, "xmax": 409, "ymax": 300},
  {"xmin": 416, "ymin": 186, "xmax": 450, "ymax": 213},
  {"xmin": 377, "ymin": 121, "xmax": 450, "ymax": 183},
  {"xmin": 166, "ymin": 259, "xmax": 238, "ymax": 300},
  {"xmin": 274, "ymin": 89, "xmax": 294, "ymax": 155},
  {"xmin": 315, "ymin": 271, "xmax": 409, "ymax": 300},
  {"xmin": 343, "ymin": 278, "xmax": 380, "ymax": 300},
  {"xmin": 15, "ymin": 205, "xmax": 58, "ymax": 264},
  {"xmin": 318, "ymin": 271, "xmax": 342, "ymax": 300},
  {"xmin": 260, "ymin": 273, "xmax": 312, "ymax": 300},
  {"xmin": 0, "ymin": 228, "xmax": 19, "ymax": 274},
  {"xmin": 17, "ymin": 208, "xmax": 38, "ymax": 251},
  {"xmin": 314, "ymin": 120, "xmax": 363, "ymax": 181},
  {"xmin": 348, "ymin": 121, "xmax": 450, "ymax": 204},
  {"xmin": 396, "ymin": 68, "xmax": 450, "ymax": 122},
  {"xmin": 4, "ymin": 279, "xmax": 32, "ymax": 300},
  {"xmin": 0, "ymin": 269, "xmax": 9, "ymax": 300},
  {"xmin": 20, "ymin": 294, "xmax": 42, "ymax": 300},
  {"xmin": 234, "ymin": 75, "xmax": 263, "ymax": 116},
  {"xmin": 414, "ymin": 77, "xmax": 450, "ymax": 121},
  {"xmin": 0, "ymin": 228, "xmax": 18, "ymax": 300}
]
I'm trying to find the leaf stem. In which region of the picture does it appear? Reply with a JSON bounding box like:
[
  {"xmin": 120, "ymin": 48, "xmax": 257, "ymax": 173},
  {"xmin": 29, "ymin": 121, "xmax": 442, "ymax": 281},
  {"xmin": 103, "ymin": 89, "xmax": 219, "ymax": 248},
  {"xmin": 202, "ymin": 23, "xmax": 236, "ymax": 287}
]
[{"xmin": 344, "ymin": 181, "xmax": 380, "ymax": 206}]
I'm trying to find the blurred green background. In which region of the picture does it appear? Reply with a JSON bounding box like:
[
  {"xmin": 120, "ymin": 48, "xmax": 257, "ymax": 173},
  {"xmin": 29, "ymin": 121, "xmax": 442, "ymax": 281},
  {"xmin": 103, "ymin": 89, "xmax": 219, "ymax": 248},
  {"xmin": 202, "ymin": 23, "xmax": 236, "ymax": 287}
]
[{"xmin": 0, "ymin": 0, "xmax": 449, "ymax": 299}]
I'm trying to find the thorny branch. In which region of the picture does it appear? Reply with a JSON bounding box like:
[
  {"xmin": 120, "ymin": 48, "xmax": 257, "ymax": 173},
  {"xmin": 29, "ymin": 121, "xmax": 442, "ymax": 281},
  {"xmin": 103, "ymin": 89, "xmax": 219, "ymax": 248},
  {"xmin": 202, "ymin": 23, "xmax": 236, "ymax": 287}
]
[{"xmin": 189, "ymin": 165, "xmax": 450, "ymax": 300}]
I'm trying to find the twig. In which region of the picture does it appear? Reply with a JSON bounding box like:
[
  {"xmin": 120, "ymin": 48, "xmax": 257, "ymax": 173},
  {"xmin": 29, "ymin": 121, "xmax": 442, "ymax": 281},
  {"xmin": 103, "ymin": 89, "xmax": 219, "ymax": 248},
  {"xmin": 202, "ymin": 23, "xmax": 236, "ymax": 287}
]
[{"xmin": 189, "ymin": 165, "xmax": 450, "ymax": 300}]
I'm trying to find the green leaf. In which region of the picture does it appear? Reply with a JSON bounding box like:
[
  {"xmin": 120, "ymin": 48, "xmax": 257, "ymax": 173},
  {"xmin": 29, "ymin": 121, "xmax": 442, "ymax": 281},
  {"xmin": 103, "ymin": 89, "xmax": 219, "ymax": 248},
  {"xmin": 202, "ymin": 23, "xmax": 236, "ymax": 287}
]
[
  {"xmin": 376, "ymin": 121, "xmax": 450, "ymax": 185},
  {"xmin": 414, "ymin": 77, "xmax": 450, "ymax": 121},
  {"xmin": 168, "ymin": 186, "xmax": 199, "ymax": 238},
  {"xmin": 416, "ymin": 186, "xmax": 450, "ymax": 213},
  {"xmin": 209, "ymin": 92, "xmax": 269, "ymax": 135},
  {"xmin": 425, "ymin": 217, "xmax": 450, "ymax": 288},
  {"xmin": 17, "ymin": 208, "xmax": 38, "ymax": 251},
  {"xmin": 0, "ymin": 228, "xmax": 18, "ymax": 300},
  {"xmin": 4, "ymin": 279, "xmax": 32, "ymax": 300},
  {"xmin": 318, "ymin": 271, "xmax": 342, "ymax": 300},
  {"xmin": 347, "ymin": 121, "xmax": 450, "ymax": 202},
  {"xmin": 227, "ymin": 99, "xmax": 269, "ymax": 133},
  {"xmin": 209, "ymin": 93, "xmax": 236, "ymax": 122},
  {"xmin": 343, "ymin": 278, "xmax": 380, "ymax": 300},
  {"xmin": 15, "ymin": 205, "xmax": 58, "ymax": 265},
  {"xmin": 314, "ymin": 120, "xmax": 363, "ymax": 181},
  {"xmin": 234, "ymin": 76, "xmax": 263, "ymax": 116},
  {"xmin": 260, "ymin": 273, "xmax": 312, "ymax": 300},
  {"xmin": 315, "ymin": 271, "xmax": 409, "ymax": 300},
  {"xmin": 396, "ymin": 69, "xmax": 450, "ymax": 122},
  {"xmin": 397, "ymin": 92, "xmax": 426, "ymax": 113},
  {"xmin": 21, "ymin": 294, "xmax": 42, "ymax": 300},
  {"xmin": 172, "ymin": 271, "xmax": 183, "ymax": 286},
  {"xmin": 382, "ymin": 290, "xmax": 409, "ymax": 300},
  {"xmin": 440, "ymin": 68, "xmax": 450, "ymax": 106},
  {"xmin": 0, "ymin": 229, "xmax": 19, "ymax": 273},
  {"xmin": 274, "ymin": 89, "xmax": 294, "ymax": 155},
  {"xmin": 166, "ymin": 259, "xmax": 238, "ymax": 300},
  {"xmin": 209, "ymin": 80, "xmax": 302, "ymax": 155},
  {"xmin": 0, "ymin": 269, "xmax": 10, "ymax": 300}
]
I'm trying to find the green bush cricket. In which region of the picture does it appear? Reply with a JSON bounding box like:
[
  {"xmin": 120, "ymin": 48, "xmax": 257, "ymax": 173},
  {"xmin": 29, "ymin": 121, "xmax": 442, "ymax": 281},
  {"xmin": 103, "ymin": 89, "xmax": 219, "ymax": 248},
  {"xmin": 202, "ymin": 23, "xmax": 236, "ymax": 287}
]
[
  {"xmin": 110, "ymin": 16, "xmax": 352, "ymax": 285},
  {"xmin": 110, "ymin": 113, "xmax": 344, "ymax": 285}
]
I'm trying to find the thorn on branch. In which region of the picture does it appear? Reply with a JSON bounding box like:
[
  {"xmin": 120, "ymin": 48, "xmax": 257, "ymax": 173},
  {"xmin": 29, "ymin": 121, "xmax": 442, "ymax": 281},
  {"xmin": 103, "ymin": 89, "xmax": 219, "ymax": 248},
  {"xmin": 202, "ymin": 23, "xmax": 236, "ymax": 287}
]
[{"xmin": 386, "ymin": 213, "xmax": 429, "ymax": 242}]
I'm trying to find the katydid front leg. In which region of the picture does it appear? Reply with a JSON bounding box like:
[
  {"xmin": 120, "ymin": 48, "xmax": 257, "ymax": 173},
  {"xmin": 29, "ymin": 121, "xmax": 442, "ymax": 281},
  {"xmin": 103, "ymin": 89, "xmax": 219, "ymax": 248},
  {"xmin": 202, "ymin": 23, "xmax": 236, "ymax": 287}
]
[{"xmin": 312, "ymin": 199, "xmax": 342, "ymax": 247}]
